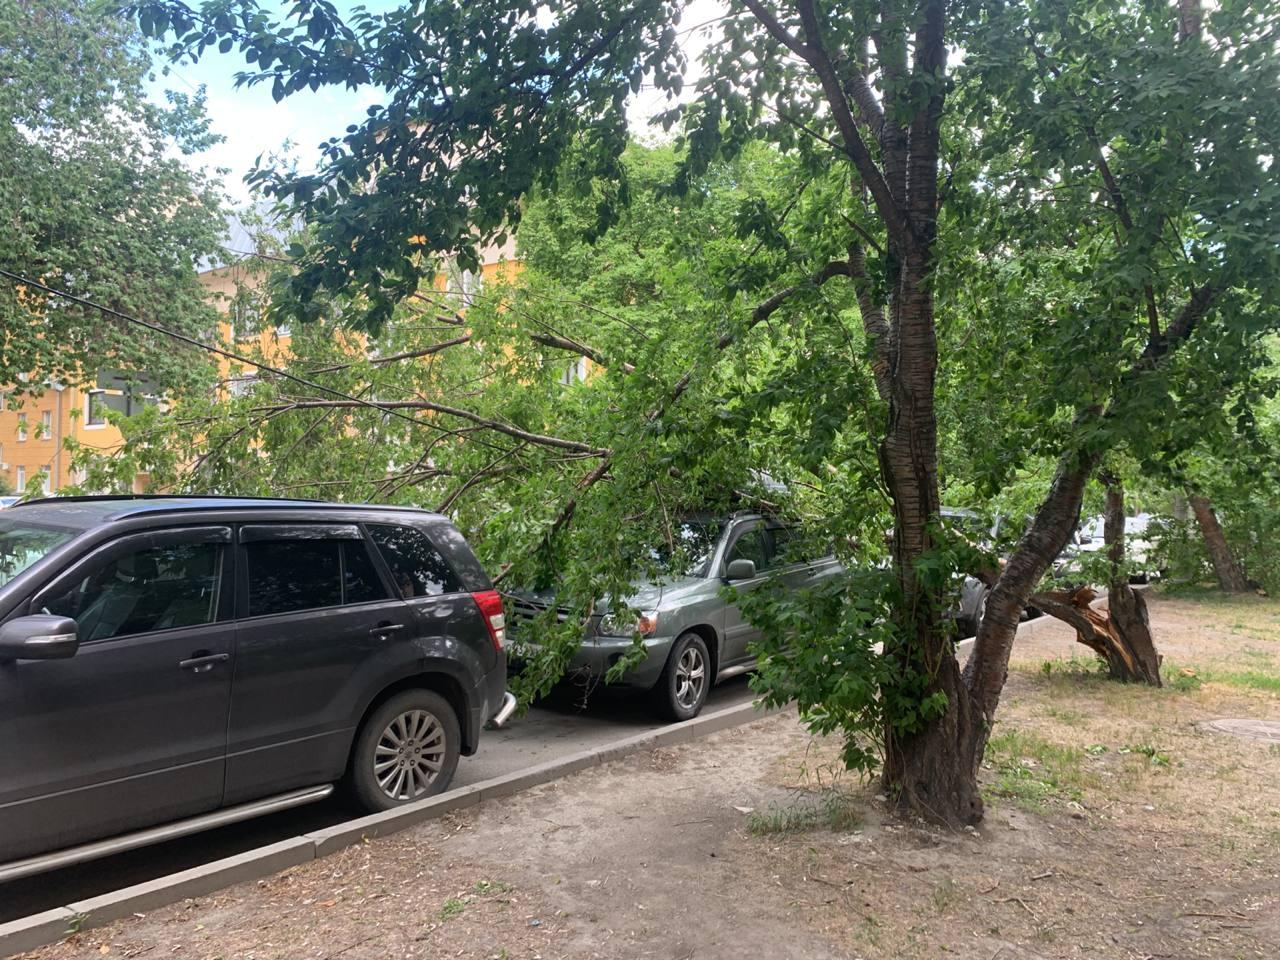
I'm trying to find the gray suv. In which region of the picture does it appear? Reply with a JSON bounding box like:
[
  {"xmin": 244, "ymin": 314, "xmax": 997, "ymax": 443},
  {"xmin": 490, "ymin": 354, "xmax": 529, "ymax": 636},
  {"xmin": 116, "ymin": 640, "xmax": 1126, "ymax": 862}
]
[
  {"xmin": 0, "ymin": 497, "xmax": 513, "ymax": 880},
  {"xmin": 512, "ymin": 512, "xmax": 841, "ymax": 720}
]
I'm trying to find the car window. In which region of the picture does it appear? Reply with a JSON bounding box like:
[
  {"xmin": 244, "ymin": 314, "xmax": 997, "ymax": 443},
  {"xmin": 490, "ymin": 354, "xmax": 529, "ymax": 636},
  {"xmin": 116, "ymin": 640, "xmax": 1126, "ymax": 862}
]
[
  {"xmin": 343, "ymin": 539, "xmax": 388, "ymax": 604},
  {"xmin": 246, "ymin": 540, "xmax": 342, "ymax": 616},
  {"xmin": 0, "ymin": 520, "xmax": 74, "ymax": 586},
  {"xmin": 648, "ymin": 519, "xmax": 724, "ymax": 578},
  {"xmin": 769, "ymin": 526, "xmax": 801, "ymax": 564},
  {"xmin": 726, "ymin": 526, "xmax": 769, "ymax": 574},
  {"xmin": 368, "ymin": 524, "xmax": 462, "ymax": 598},
  {"xmin": 44, "ymin": 541, "xmax": 224, "ymax": 643}
]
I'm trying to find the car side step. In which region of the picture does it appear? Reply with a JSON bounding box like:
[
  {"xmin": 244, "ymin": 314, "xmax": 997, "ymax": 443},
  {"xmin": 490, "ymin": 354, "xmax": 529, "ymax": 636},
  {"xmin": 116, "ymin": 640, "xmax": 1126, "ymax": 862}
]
[{"xmin": 0, "ymin": 784, "xmax": 334, "ymax": 884}]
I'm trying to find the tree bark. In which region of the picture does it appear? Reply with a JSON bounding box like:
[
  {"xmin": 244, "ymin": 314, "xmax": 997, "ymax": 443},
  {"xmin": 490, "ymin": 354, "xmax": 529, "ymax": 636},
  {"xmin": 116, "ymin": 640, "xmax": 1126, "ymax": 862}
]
[
  {"xmin": 879, "ymin": 251, "xmax": 985, "ymax": 827},
  {"xmin": 1189, "ymin": 494, "xmax": 1249, "ymax": 592},
  {"xmin": 962, "ymin": 448, "xmax": 1100, "ymax": 724},
  {"xmin": 1098, "ymin": 477, "xmax": 1162, "ymax": 683},
  {"xmin": 1023, "ymin": 477, "xmax": 1162, "ymax": 684},
  {"xmin": 1177, "ymin": 0, "xmax": 1203, "ymax": 41}
]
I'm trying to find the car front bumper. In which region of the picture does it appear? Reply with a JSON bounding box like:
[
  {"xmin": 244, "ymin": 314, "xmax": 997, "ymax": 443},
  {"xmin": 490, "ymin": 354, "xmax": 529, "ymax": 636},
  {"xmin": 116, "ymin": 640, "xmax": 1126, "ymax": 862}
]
[{"xmin": 512, "ymin": 632, "xmax": 677, "ymax": 692}]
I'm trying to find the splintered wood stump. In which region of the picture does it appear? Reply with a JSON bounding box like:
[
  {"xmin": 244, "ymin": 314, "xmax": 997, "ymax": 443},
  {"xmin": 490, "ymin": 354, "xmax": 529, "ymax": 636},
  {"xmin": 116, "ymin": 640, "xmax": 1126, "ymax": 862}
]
[{"xmin": 1034, "ymin": 585, "xmax": 1163, "ymax": 686}]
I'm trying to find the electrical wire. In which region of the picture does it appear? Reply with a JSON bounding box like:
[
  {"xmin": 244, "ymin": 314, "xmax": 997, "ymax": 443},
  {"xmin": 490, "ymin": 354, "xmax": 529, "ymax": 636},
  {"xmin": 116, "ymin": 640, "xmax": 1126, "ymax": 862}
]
[{"xmin": 0, "ymin": 266, "xmax": 428, "ymax": 428}]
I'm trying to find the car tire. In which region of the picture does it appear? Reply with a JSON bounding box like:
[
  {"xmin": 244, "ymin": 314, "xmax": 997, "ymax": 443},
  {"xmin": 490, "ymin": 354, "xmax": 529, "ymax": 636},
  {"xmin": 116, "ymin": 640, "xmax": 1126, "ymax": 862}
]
[
  {"xmin": 346, "ymin": 689, "xmax": 461, "ymax": 813},
  {"xmin": 653, "ymin": 632, "xmax": 712, "ymax": 722}
]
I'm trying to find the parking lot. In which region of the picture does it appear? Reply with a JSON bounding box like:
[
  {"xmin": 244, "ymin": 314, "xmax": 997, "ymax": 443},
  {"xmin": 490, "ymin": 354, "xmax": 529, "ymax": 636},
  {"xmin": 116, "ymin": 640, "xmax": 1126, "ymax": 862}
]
[{"xmin": 0, "ymin": 677, "xmax": 755, "ymax": 924}]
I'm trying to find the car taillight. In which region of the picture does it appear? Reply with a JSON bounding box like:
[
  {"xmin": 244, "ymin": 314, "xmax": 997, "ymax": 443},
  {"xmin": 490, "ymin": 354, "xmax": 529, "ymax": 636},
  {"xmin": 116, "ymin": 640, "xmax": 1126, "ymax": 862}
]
[{"xmin": 472, "ymin": 590, "xmax": 506, "ymax": 652}]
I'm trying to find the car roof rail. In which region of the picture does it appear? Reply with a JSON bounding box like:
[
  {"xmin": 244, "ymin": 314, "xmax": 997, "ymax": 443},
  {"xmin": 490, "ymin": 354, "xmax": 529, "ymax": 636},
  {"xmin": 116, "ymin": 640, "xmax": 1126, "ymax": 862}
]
[{"xmin": 8, "ymin": 494, "xmax": 328, "ymax": 509}]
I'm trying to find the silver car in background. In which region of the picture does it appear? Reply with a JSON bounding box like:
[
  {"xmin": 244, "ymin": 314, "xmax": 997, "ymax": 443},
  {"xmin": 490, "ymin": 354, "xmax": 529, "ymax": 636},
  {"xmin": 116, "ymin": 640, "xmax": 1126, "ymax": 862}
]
[{"xmin": 510, "ymin": 512, "xmax": 842, "ymax": 721}]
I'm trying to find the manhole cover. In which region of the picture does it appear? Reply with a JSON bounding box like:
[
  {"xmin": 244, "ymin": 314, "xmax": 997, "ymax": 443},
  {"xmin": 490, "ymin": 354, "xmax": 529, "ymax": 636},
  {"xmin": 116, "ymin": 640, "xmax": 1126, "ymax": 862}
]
[{"xmin": 1199, "ymin": 718, "xmax": 1280, "ymax": 742}]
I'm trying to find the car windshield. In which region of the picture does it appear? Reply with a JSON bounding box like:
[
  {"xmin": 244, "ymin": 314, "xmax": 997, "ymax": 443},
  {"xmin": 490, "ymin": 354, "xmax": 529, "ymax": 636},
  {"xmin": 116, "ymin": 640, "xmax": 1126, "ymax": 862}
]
[
  {"xmin": 648, "ymin": 520, "xmax": 724, "ymax": 578},
  {"xmin": 0, "ymin": 517, "xmax": 75, "ymax": 586}
]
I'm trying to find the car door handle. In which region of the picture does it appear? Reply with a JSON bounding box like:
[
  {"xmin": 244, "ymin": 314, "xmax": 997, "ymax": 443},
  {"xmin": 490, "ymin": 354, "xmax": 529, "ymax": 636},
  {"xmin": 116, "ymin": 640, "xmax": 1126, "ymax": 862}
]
[
  {"xmin": 369, "ymin": 623, "xmax": 405, "ymax": 637},
  {"xmin": 179, "ymin": 652, "xmax": 230, "ymax": 673}
]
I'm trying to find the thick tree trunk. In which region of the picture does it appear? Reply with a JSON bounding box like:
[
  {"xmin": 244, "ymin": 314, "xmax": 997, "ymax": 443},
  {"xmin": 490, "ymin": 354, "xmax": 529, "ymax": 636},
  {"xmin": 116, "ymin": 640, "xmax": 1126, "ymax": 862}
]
[
  {"xmin": 879, "ymin": 248, "xmax": 987, "ymax": 826},
  {"xmin": 1177, "ymin": 0, "xmax": 1203, "ymax": 41},
  {"xmin": 1189, "ymin": 494, "xmax": 1249, "ymax": 592},
  {"xmin": 1100, "ymin": 479, "xmax": 1162, "ymax": 683},
  {"xmin": 869, "ymin": 0, "xmax": 986, "ymax": 828},
  {"xmin": 961, "ymin": 448, "xmax": 1100, "ymax": 753}
]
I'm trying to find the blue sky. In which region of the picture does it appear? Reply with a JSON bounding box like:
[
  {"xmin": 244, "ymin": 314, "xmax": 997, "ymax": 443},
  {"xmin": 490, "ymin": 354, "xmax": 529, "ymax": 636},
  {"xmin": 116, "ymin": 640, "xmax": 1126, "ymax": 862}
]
[
  {"xmin": 145, "ymin": 0, "xmax": 725, "ymax": 204},
  {"xmin": 147, "ymin": 1, "xmax": 393, "ymax": 202}
]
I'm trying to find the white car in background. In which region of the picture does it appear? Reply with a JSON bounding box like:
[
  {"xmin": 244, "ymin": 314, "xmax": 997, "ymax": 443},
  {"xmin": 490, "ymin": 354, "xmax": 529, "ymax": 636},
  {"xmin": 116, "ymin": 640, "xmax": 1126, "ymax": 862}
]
[{"xmin": 1069, "ymin": 512, "xmax": 1157, "ymax": 582}]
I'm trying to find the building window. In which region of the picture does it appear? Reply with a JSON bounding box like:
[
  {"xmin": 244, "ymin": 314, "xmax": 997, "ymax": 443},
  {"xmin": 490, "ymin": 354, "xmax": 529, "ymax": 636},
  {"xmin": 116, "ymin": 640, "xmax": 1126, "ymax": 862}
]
[
  {"xmin": 15, "ymin": 466, "xmax": 25, "ymax": 490},
  {"xmin": 16, "ymin": 413, "xmax": 26, "ymax": 442},
  {"xmin": 559, "ymin": 357, "xmax": 588, "ymax": 386},
  {"xmin": 231, "ymin": 298, "xmax": 261, "ymax": 340},
  {"xmin": 40, "ymin": 472, "xmax": 51, "ymax": 495},
  {"xmin": 226, "ymin": 375, "xmax": 260, "ymax": 399},
  {"xmin": 41, "ymin": 410, "xmax": 52, "ymax": 439},
  {"xmin": 85, "ymin": 391, "xmax": 108, "ymax": 428}
]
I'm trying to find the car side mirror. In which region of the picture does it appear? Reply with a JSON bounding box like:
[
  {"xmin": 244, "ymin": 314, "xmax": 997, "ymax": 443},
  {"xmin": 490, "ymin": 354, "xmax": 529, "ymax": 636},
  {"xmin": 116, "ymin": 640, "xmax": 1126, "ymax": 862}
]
[
  {"xmin": 725, "ymin": 559, "xmax": 757, "ymax": 581},
  {"xmin": 0, "ymin": 614, "xmax": 79, "ymax": 662}
]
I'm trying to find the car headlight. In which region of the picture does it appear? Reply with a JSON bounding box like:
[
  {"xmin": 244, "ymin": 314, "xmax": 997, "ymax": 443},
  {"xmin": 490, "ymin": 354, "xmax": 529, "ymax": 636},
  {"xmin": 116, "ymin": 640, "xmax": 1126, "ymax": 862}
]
[{"xmin": 599, "ymin": 610, "xmax": 659, "ymax": 637}]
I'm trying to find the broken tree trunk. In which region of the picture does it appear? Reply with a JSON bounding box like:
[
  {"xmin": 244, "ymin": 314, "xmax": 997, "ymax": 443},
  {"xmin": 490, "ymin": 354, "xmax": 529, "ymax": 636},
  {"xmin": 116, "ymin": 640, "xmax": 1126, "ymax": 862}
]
[
  {"xmin": 1033, "ymin": 586, "xmax": 1163, "ymax": 685},
  {"xmin": 1031, "ymin": 477, "xmax": 1162, "ymax": 685},
  {"xmin": 1189, "ymin": 494, "xmax": 1250, "ymax": 593}
]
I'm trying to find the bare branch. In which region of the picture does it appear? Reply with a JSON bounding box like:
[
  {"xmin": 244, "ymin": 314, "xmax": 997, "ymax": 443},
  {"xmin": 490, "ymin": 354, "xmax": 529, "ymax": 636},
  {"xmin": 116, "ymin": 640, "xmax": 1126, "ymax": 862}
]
[
  {"xmin": 308, "ymin": 335, "xmax": 473, "ymax": 374},
  {"xmin": 528, "ymin": 332, "xmax": 635, "ymax": 373}
]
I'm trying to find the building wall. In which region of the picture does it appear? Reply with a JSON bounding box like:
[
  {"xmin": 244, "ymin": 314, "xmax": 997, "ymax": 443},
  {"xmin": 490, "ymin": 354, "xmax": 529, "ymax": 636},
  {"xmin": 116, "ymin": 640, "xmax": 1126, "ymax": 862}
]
[{"xmin": 0, "ymin": 383, "xmax": 133, "ymax": 493}]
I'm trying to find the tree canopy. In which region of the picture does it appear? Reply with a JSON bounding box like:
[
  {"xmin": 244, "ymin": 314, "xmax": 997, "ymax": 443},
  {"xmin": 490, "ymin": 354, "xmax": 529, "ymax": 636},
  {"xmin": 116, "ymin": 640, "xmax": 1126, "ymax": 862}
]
[
  {"xmin": 0, "ymin": 0, "xmax": 226, "ymax": 393},
  {"xmin": 123, "ymin": 0, "xmax": 1280, "ymax": 824}
]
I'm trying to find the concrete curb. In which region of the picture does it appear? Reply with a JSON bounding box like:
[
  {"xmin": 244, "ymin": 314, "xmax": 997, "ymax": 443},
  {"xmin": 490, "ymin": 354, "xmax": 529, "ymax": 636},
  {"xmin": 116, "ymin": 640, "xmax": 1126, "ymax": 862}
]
[{"xmin": 1, "ymin": 698, "xmax": 781, "ymax": 959}]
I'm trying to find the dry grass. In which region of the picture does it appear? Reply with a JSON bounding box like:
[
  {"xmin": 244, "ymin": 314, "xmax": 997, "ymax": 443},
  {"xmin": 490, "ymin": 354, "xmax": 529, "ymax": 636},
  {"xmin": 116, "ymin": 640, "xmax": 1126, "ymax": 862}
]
[{"xmin": 24, "ymin": 590, "xmax": 1280, "ymax": 960}]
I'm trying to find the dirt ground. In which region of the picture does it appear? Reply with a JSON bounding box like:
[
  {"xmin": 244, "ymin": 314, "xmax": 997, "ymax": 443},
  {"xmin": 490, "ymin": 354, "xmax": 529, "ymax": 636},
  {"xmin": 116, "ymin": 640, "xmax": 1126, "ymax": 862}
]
[{"xmin": 18, "ymin": 590, "xmax": 1280, "ymax": 960}]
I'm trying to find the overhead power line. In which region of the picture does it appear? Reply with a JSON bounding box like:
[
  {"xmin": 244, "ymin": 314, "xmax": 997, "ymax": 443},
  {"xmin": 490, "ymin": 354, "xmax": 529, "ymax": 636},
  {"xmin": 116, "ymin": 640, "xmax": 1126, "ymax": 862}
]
[{"xmin": 0, "ymin": 267, "xmax": 427, "ymax": 428}]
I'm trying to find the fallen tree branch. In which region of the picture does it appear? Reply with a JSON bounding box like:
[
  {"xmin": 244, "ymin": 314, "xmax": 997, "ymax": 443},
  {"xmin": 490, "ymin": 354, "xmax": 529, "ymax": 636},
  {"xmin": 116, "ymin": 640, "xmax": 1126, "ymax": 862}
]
[{"xmin": 249, "ymin": 398, "xmax": 609, "ymax": 456}]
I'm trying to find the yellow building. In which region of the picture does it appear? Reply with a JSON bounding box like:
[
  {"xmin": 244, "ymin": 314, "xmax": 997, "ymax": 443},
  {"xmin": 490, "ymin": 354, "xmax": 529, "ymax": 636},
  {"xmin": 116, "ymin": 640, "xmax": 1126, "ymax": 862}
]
[{"xmin": 0, "ymin": 379, "xmax": 121, "ymax": 494}]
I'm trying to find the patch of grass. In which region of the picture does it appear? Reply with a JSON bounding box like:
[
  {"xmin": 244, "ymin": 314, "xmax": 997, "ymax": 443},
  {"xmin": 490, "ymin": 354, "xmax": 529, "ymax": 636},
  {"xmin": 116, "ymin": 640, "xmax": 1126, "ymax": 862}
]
[
  {"xmin": 1043, "ymin": 704, "xmax": 1086, "ymax": 724},
  {"xmin": 747, "ymin": 790, "xmax": 863, "ymax": 836},
  {"xmin": 1166, "ymin": 666, "xmax": 1203, "ymax": 692},
  {"xmin": 1211, "ymin": 669, "xmax": 1280, "ymax": 693},
  {"xmin": 1038, "ymin": 656, "xmax": 1105, "ymax": 679},
  {"xmin": 472, "ymin": 879, "xmax": 512, "ymax": 896},
  {"xmin": 1121, "ymin": 743, "xmax": 1172, "ymax": 767},
  {"xmin": 983, "ymin": 729, "xmax": 1092, "ymax": 811},
  {"xmin": 439, "ymin": 897, "xmax": 467, "ymax": 921}
]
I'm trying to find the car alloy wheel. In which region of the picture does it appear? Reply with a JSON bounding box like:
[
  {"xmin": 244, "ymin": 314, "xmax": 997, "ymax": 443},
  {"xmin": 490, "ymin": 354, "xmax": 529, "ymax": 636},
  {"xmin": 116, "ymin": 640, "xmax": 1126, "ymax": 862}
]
[
  {"xmin": 674, "ymin": 644, "xmax": 707, "ymax": 710},
  {"xmin": 374, "ymin": 708, "xmax": 446, "ymax": 802}
]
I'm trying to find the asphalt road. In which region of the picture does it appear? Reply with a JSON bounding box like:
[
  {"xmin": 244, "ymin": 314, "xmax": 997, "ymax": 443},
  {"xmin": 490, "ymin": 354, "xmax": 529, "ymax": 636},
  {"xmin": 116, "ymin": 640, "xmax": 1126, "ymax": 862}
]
[{"xmin": 0, "ymin": 677, "xmax": 757, "ymax": 924}]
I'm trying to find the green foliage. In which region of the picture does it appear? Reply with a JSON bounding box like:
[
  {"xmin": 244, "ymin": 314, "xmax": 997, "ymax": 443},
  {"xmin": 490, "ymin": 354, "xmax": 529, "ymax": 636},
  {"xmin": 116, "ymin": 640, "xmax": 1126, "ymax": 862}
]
[
  {"xmin": 1121, "ymin": 743, "xmax": 1172, "ymax": 767},
  {"xmin": 0, "ymin": 0, "xmax": 225, "ymax": 393},
  {"xmin": 114, "ymin": 0, "xmax": 1280, "ymax": 797}
]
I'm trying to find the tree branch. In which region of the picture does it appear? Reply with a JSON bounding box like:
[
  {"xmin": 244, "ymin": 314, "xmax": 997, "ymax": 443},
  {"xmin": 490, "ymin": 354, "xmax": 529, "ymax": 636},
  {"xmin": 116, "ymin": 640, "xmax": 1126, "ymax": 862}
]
[
  {"xmin": 250, "ymin": 398, "xmax": 609, "ymax": 455},
  {"xmin": 743, "ymin": 0, "xmax": 910, "ymax": 247},
  {"xmin": 308, "ymin": 335, "xmax": 473, "ymax": 374},
  {"xmin": 528, "ymin": 332, "xmax": 634, "ymax": 373},
  {"xmin": 1139, "ymin": 283, "xmax": 1217, "ymax": 365}
]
